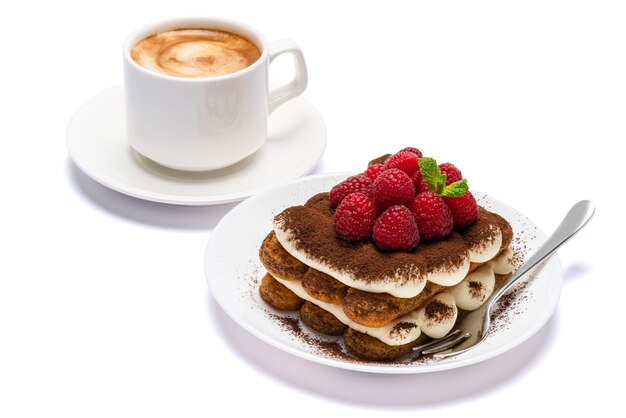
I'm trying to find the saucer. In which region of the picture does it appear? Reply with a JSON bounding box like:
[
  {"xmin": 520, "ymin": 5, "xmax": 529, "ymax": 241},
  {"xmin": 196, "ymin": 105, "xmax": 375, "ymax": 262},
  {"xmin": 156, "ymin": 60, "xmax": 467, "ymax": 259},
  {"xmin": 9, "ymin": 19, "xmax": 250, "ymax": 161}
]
[{"xmin": 66, "ymin": 85, "xmax": 327, "ymax": 205}]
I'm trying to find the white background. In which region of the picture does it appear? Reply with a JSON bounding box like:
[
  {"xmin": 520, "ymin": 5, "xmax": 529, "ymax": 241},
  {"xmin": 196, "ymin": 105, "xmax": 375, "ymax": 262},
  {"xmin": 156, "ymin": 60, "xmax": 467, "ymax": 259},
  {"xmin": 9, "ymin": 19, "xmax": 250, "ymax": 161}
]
[{"xmin": 0, "ymin": 0, "xmax": 622, "ymax": 416}]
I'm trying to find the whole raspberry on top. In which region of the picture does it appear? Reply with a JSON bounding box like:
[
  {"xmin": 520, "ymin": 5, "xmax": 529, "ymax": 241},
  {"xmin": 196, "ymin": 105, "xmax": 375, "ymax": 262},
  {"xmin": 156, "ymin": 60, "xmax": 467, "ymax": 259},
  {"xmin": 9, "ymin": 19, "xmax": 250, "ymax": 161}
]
[
  {"xmin": 384, "ymin": 151, "xmax": 420, "ymax": 176},
  {"xmin": 444, "ymin": 191, "xmax": 478, "ymax": 228},
  {"xmin": 373, "ymin": 205, "xmax": 420, "ymax": 251},
  {"xmin": 438, "ymin": 162, "xmax": 462, "ymax": 185},
  {"xmin": 363, "ymin": 163, "xmax": 385, "ymax": 182},
  {"xmin": 399, "ymin": 147, "xmax": 423, "ymax": 159},
  {"xmin": 334, "ymin": 192, "xmax": 377, "ymax": 241},
  {"xmin": 329, "ymin": 149, "xmax": 478, "ymax": 250},
  {"xmin": 373, "ymin": 168, "xmax": 415, "ymax": 213},
  {"xmin": 412, "ymin": 191, "xmax": 454, "ymax": 241},
  {"xmin": 329, "ymin": 174, "xmax": 373, "ymax": 208}
]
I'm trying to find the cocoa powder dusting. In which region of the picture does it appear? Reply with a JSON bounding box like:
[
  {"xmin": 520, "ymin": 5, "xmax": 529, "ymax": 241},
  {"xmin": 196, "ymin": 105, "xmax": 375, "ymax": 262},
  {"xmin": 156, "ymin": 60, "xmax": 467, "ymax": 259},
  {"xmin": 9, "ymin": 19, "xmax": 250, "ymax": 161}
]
[
  {"xmin": 462, "ymin": 208, "xmax": 509, "ymax": 251},
  {"xmin": 390, "ymin": 321, "xmax": 417, "ymax": 339},
  {"xmin": 267, "ymin": 313, "xmax": 356, "ymax": 361},
  {"xmin": 273, "ymin": 193, "xmax": 504, "ymax": 286},
  {"xmin": 468, "ymin": 280, "xmax": 484, "ymax": 299},
  {"xmin": 489, "ymin": 274, "xmax": 532, "ymax": 334},
  {"xmin": 424, "ymin": 300, "xmax": 454, "ymax": 322}
]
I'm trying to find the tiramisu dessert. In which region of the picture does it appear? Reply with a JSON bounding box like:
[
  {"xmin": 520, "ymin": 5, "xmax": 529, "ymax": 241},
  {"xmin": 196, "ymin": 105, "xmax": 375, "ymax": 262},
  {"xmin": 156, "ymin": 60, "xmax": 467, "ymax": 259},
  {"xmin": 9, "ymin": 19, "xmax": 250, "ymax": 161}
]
[{"xmin": 259, "ymin": 148, "xmax": 517, "ymax": 361}]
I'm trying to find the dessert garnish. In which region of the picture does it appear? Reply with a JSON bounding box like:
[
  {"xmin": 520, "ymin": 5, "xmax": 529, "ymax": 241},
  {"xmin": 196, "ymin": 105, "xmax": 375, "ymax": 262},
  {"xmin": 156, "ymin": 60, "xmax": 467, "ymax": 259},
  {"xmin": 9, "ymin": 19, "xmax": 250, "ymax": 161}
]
[{"xmin": 330, "ymin": 150, "xmax": 478, "ymax": 250}]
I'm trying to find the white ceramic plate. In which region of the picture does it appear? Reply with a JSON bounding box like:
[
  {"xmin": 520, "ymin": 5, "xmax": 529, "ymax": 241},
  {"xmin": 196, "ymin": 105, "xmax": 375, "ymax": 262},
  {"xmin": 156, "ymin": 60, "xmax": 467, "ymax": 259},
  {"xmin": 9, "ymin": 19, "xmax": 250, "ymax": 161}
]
[
  {"xmin": 205, "ymin": 173, "xmax": 563, "ymax": 373},
  {"xmin": 66, "ymin": 85, "xmax": 327, "ymax": 205}
]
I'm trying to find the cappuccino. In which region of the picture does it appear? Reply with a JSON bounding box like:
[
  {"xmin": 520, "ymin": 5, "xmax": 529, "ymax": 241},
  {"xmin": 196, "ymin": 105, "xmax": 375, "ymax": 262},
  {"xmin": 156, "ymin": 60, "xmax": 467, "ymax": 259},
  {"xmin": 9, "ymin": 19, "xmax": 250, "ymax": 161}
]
[
  {"xmin": 124, "ymin": 18, "xmax": 307, "ymax": 170},
  {"xmin": 131, "ymin": 28, "xmax": 260, "ymax": 78}
]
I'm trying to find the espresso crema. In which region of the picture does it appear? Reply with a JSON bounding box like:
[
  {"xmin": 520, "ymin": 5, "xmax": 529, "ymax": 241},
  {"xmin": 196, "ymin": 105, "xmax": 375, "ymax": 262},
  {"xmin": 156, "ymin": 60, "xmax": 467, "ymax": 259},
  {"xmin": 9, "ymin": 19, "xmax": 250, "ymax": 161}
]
[{"xmin": 131, "ymin": 28, "xmax": 261, "ymax": 78}]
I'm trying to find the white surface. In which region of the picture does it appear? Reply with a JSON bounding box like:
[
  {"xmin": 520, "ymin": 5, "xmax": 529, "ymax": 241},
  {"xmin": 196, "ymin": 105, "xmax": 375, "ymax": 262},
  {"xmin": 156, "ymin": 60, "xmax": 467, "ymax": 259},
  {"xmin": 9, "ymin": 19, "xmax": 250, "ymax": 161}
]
[
  {"xmin": 206, "ymin": 173, "xmax": 562, "ymax": 373},
  {"xmin": 0, "ymin": 1, "xmax": 621, "ymax": 417},
  {"xmin": 66, "ymin": 85, "xmax": 326, "ymax": 204}
]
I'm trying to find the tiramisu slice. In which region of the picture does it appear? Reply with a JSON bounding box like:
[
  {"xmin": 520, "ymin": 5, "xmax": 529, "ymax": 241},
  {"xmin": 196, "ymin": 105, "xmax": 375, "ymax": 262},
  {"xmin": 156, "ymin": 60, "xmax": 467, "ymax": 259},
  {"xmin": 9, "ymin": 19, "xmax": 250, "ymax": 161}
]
[{"xmin": 258, "ymin": 148, "xmax": 518, "ymax": 361}]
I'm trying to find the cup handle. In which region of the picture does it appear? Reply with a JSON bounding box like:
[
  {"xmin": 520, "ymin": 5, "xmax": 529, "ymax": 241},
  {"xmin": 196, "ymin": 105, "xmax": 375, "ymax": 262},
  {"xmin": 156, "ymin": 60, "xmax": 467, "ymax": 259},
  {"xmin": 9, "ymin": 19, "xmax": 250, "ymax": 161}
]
[{"xmin": 268, "ymin": 39, "xmax": 308, "ymax": 114}]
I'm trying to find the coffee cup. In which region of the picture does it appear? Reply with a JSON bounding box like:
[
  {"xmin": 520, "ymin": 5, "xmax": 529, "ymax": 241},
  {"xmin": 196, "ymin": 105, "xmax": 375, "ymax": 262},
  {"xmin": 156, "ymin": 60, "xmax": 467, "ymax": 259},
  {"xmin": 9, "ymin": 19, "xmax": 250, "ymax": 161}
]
[{"xmin": 123, "ymin": 17, "xmax": 308, "ymax": 171}]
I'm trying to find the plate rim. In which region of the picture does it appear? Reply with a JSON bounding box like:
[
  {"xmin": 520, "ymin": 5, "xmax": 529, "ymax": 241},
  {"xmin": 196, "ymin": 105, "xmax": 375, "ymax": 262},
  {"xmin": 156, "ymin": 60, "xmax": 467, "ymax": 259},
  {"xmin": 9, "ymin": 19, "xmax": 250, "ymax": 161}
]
[
  {"xmin": 205, "ymin": 172, "xmax": 563, "ymax": 373},
  {"xmin": 66, "ymin": 85, "xmax": 327, "ymax": 206}
]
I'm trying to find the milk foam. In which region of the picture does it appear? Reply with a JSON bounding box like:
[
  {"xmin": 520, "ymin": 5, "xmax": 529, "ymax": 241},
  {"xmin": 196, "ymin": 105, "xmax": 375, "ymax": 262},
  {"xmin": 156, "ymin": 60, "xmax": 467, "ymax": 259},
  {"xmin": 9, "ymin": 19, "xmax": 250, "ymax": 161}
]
[{"xmin": 131, "ymin": 29, "xmax": 260, "ymax": 78}]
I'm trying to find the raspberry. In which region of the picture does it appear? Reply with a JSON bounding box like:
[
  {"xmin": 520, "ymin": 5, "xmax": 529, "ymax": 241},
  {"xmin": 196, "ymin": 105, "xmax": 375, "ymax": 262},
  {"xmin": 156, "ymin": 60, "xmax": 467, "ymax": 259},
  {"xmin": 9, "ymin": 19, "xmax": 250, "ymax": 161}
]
[
  {"xmin": 410, "ymin": 170, "xmax": 424, "ymax": 194},
  {"xmin": 412, "ymin": 192, "xmax": 454, "ymax": 241},
  {"xmin": 329, "ymin": 175, "xmax": 373, "ymax": 208},
  {"xmin": 412, "ymin": 173, "xmax": 430, "ymax": 194},
  {"xmin": 384, "ymin": 151, "xmax": 420, "ymax": 176},
  {"xmin": 444, "ymin": 191, "xmax": 478, "ymax": 228},
  {"xmin": 438, "ymin": 162, "xmax": 462, "ymax": 185},
  {"xmin": 334, "ymin": 193, "xmax": 377, "ymax": 241},
  {"xmin": 373, "ymin": 168, "xmax": 415, "ymax": 213},
  {"xmin": 399, "ymin": 147, "xmax": 423, "ymax": 159},
  {"xmin": 363, "ymin": 164, "xmax": 385, "ymax": 182},
  {"xmin": 373, "ymin": 205, "xmax": 420, "ymax": 251}
]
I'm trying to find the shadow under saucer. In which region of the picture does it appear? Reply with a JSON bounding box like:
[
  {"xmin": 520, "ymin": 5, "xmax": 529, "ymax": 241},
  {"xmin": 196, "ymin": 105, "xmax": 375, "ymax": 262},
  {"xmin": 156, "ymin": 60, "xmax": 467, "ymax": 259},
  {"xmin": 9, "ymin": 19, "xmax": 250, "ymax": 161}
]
[{"xmin": 66, "ymin": 159, "xmax": 237, "ymax": 230}]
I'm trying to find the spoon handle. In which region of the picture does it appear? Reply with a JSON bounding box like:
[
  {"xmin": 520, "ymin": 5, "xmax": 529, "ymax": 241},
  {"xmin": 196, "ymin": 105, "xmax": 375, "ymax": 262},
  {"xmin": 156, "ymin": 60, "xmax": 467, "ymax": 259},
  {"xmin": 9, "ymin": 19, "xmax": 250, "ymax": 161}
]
[{"xmin": 488, "ymin": 200, "xmax": 595, "ymax": 308}]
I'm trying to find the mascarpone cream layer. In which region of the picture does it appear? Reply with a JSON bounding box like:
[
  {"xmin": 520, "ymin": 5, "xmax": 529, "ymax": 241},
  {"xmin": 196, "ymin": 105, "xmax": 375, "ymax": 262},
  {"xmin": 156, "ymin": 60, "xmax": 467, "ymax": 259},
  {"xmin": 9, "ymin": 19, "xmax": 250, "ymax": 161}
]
[
  {"xmin": 270, "ymin": 249, "xmax": 516, "ymax": 346},
  {"xmin": 273, "ymin": 220, "xmax": 504, "ymax": 298}
]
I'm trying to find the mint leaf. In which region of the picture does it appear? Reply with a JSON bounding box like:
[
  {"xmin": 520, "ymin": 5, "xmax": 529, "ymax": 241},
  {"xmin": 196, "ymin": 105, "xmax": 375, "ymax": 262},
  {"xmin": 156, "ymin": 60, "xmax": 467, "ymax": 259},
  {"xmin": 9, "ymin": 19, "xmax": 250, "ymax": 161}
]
[
  {"xmin": 420, "ymin": 158, "xmax": 470, "ymax": 196},
  {"xmin": 418, "ymin": 157, "xmax": 438, "ymax": 193},
  {"xmin": 434, "ymin": 172, "xmax": 447, "ymax": 194},
  {"xmin": 440, "ymin": 179, "xmax": 469, "ymax": 197}
]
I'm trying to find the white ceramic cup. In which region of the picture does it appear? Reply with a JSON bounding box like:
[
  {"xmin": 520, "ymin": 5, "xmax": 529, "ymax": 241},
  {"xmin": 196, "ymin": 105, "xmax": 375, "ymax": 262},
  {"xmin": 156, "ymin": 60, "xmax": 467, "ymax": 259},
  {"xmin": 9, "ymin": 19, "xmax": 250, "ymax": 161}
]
[{"xmin": 123, "ymin": 17, "xmax": 308, "ymax": 171}]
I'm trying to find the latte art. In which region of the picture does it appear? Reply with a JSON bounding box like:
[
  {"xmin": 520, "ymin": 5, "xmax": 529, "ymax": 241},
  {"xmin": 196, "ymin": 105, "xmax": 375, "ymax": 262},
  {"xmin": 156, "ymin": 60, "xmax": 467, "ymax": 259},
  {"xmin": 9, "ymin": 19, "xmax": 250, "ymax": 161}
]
[{"xmin": 131, "ymin": 29, "xmax": 261, "ymax": 78}]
